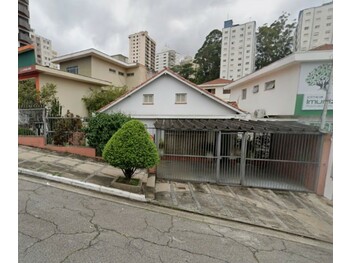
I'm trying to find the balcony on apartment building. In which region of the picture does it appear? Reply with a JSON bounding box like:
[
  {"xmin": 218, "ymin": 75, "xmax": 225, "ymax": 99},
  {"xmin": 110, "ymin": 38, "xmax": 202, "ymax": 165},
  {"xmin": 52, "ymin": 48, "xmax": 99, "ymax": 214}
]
[
  {"xmin": 18, "ymin": 3, "xmax": 30, "ymax": 17},
  {"xmin": 18, "ymin": 18, "xmax": 30, "ymax": 31},
  {"xmin": 18, "ymin": 31, "xmax": 32, "ymax": 45}
]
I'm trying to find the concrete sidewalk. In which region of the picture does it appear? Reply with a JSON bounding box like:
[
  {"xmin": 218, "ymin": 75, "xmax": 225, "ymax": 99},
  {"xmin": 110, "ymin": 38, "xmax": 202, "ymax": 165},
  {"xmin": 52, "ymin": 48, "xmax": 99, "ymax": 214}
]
[{"xmin": 18, "ymin": 145, "xmax": 332, "ymax": 243}]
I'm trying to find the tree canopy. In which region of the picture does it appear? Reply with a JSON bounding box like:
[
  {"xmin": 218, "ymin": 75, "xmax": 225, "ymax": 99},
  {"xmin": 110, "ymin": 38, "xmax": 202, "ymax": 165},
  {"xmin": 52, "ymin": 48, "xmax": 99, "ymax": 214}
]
[
  {"xmin": 170, "ymin": 63, "xmax": 197, "ymax": 83},
  {"xmin": 194, "ymin": 29, "xmax": 222, "ymax": 84},
  {"xmin": 82, "ymin": 85, "xmax": 128, "ymax": 115},
  {"xmin": 255, "ymin": 12, "xmax": 296, "ymax": 70},
  {"xmin": 18, "ymin": 80, "xmax": 59, "ymax": 112}
]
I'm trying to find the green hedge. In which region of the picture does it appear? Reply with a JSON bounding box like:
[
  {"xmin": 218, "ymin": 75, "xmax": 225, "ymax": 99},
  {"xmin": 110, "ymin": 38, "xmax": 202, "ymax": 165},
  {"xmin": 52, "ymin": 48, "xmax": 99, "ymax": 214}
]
[
  {"xmin": 83, "ymin": 112, "xmax": 132, "ymax": 156},
  {"xmin": 18, "ymin": 128, "xmax": 35, "ymax": 136}
]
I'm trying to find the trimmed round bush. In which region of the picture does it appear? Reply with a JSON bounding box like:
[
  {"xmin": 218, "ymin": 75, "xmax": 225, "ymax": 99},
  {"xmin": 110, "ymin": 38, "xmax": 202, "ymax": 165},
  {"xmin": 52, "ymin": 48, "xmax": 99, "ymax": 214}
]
[
  {"xmin": 83, "ymin": 112, "xmax": 132, "ymax": 156},
  {"xmin": 102, "ymin": 120, "xmax": 160, "ymax": 180}
]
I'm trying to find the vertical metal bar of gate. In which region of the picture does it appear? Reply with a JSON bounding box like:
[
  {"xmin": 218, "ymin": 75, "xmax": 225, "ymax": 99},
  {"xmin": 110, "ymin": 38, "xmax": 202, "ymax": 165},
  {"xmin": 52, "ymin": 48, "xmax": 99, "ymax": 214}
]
[
  {"xmin": 240, "ymin": 132, "xmax": 248, "ymax": 185},
  {"xmin": 216, "ymin": 131, "xmax": 221, "ymax": 182}
]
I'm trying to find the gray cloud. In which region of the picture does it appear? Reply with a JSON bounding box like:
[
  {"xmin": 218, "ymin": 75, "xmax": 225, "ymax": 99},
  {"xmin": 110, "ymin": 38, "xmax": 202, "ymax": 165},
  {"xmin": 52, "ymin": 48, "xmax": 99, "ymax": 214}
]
[{"xmin": 29, "ymin": 0, "xmax": 327, "ymax": 58}]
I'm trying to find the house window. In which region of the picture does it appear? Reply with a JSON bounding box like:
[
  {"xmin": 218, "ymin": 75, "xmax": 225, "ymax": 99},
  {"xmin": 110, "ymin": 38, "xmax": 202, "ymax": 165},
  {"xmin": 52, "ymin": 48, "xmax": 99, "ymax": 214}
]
[
  {"xmin": 175, "ymin": 93, "xmax": 187, "ymax": 104},
  {"xmin": 127, "ymin": 73, "xmax": 134, "ymax": 77},
  {"xmin": 223, "ymin": 89, "xmax": 230, "ymax": 94},
  {"xmin": 265, "ymin": 80, "xmax": 275, "ymax": 90},
  {"xmin": 66, "ymin": 66, "xmax": 78, "ymax": 74},
  {"xmin": 118, "ymin": 71, "xmax": 125, "ymax": 76},
  {"xmin": 109, "ymin": 68, "xmax": 116, "ymax": 73},
  {"xmin": 253, "ymin": 85, "xmax": 259, "ymax": 93},
  {"xmin": 207, "ymin": 89, "xmax": 215, "ymax": 94},
  {"xmin": 242, "ymin": 89, "xmax": 247, "ymax": 100},
  {"xmin": 143, "ymin": 94, "xmax": 154, "ymax": 105}
]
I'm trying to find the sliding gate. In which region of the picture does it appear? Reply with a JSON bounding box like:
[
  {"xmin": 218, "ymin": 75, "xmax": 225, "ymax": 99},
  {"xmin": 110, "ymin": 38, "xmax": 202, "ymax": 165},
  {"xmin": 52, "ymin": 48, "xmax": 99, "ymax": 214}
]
[{"xmin": 156, "ymin": 129, "xmax": 322, "ymax": 192}]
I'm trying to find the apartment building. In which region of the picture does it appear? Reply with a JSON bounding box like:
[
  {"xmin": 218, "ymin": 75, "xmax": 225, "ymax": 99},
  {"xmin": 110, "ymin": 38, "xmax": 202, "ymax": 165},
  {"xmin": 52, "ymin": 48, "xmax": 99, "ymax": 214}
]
[
  {"xmin": 128, "ymin": 31, "xmax": 156, "ymax": 71},
  {"xmin": 18, "ymin": 0, "xmax": 32, "ymax": 47},
  {"xmin": 220, "ymin": 20, "xmax": 256, "ymax": 81},
  {"xmin": 155, "ymin": 49, "xmax": 180, "ymax": 71},
  {"xmin": 294, "ymin": 2, "xmax": 333, "ymax": 52},
  {"xmin": 51, "ymin": 48, "xmax": 149, "ymax": 90},
  {"xmin": 30, "ymin": 32, "xmax": 59, "ymax": 69}
]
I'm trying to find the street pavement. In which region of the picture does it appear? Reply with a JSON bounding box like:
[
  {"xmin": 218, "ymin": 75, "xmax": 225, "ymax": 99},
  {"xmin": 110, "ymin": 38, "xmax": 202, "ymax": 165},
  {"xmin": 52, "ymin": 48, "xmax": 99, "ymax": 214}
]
[
  {"xmin": 19, "ymin": 177, "xmax": 333, "ymax": 263},
  {"xmin": 18, "ymin": 145, "xmax": 333, "ymax": 244}
]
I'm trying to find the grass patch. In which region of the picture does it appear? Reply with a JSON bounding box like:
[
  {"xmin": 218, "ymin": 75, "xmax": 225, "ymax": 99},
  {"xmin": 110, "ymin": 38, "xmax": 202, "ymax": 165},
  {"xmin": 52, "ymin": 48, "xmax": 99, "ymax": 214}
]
[{"xmin": 116, "ymin": 177, "xmax": 140, "ymax": 186}]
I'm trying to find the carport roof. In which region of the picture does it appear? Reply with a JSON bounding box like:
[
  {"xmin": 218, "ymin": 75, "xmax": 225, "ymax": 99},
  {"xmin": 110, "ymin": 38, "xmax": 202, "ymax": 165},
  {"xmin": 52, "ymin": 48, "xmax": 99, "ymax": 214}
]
[{"xmin": 154, "ymin": 119, "xmax": 321, "ymax": 133}]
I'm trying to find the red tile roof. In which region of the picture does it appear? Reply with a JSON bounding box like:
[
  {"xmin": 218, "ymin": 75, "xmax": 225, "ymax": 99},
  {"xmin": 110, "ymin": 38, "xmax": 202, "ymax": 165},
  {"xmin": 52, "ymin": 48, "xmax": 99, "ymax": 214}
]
[
  {"xmin": 199, "ymin": 78, "xmax": 233, "ymax": 86},
  {"xmin": 310, "ymin": 44, "xmax": 333, "ymax": 51}
]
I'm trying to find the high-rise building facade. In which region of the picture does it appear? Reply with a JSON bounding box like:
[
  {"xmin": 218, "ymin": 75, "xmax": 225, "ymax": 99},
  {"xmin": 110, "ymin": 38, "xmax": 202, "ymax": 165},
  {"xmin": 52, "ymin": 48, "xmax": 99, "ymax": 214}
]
[
  {"xmin": 294, "ymin": 2, "xmax": 333, "ymax": 52},
  {"xmin": 128, "ymin": 31, "xmax": 156, "ymax": 71},
  {"xmin": 220, "ymin": 20, "xmax": 256, "ymax": 80},
  {"xmin": 155, "ymin": 49, "xmax": 178, "ymax": 71},
  {"xmin": 30, "ymin": 32, "xmax": 59, "ymax": 69},
  {"xmin": 18, "ymin": 0, "xmax": 32, "ymax": 47}
]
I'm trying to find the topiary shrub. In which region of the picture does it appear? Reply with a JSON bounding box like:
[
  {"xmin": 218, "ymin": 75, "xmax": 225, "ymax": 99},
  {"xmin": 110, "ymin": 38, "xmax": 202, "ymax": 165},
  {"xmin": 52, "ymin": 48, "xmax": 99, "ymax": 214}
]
[
  {"xmin": 83, "ymin": 112, "xmax": 132, "ymax": 156},
  {"xmin": 102, "ymin": 120, "xmax": 160, "ymax": 181}
]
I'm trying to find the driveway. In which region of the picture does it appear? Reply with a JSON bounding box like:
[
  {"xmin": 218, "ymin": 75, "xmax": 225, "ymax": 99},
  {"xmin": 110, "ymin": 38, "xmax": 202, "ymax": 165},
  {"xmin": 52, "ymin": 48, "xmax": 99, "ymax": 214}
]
[{"xmin": 153, "ymin": 180, "xmax": 333, "ymax": 243}]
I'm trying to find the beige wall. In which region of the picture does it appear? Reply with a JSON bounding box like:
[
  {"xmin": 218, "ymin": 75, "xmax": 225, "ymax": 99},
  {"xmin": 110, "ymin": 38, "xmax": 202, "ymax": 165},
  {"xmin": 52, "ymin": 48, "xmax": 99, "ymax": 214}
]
[
  {"xmin": 58, "ymin": 55, "xmax": 149, "ymax": 91},
  {"xmin": 59, "ymin": 57, "xmax": 92, "ymax": 77},
  {"xmin": 91, "ymin": 57, "xmax": 128, "ymax": 87},
  {"xmin": 39, "ymin": 74, "xmax": 102, "ymax": 117},
  {"xmin": 126, "ymin": 65, "xmax": 148, "ymax": 89},
  {"xmin": 229, "ymin": 64, "xmax": 300, "ymax": 116}
]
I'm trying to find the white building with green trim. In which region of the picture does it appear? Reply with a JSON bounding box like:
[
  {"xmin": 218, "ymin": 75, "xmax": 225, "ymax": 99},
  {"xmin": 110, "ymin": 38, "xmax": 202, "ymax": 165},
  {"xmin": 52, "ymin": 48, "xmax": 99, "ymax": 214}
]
[{"xmin": 224, "ymin": 45, "xmax": 333, "ymax": 131}]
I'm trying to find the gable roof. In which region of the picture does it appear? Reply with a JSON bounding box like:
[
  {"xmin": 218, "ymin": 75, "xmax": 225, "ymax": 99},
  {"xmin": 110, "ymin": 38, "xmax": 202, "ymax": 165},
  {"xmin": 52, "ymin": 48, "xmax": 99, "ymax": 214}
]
[
  {"xmin": 199, "ymin": 78, "xmax": 233, "ymax": 86},
  {"xmin": 310, "ymin": 44, "xmax": 333, "ymax": 51},
  {"xmin": 98, "ymin": 68, "xmax": 246, "ymax": 115}
]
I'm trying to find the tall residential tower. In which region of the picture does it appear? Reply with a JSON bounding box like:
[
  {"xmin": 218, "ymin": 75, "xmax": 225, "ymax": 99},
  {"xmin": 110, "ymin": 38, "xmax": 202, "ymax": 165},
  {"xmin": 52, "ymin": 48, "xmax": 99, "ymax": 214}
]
[
  {"xmin": 128, "ymin": 31, "xmax": 156, "ymax": 71},
  {"xmin": 18, "ymin": 0, "xmax": 32, "ymax": 47},
  {"xmin": 30, "ymin": 32, "xmax": 59, "ymax": 69},
  {"xmin": 294, "ymin": 2, "xmax": 333, "ymax": 51},
  {"xmin": 155, "ymin": 49, "xmax": 179, "ymax": 72},
  {"xmin": 220, "ymin": 20, "xmax": 256, "ymax": 80}
]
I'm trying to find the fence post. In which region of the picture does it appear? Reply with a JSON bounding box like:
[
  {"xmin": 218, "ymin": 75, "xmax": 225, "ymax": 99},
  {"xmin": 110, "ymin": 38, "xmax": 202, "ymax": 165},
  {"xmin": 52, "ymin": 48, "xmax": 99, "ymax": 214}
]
[
  {"xmin": 315, "ymin": 133, "xmax": 332, "ymax": 195},
  {"xmin": 240, "ymin": 132, "xmax": 248, "ymax": 185},
  {"xmin": 43, "ymin": 107, "xmax": 48, "ymax": 144},
  {"xmin": 216, "ymin": 131, "xmax": 222, "ymax": 182}
]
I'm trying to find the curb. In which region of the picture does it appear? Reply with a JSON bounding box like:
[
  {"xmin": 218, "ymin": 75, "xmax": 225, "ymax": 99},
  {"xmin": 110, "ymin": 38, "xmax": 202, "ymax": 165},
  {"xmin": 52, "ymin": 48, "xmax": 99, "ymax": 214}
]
[{"xmin": 18, "ymin": 167, "xmax": 147, "ymax": 202}]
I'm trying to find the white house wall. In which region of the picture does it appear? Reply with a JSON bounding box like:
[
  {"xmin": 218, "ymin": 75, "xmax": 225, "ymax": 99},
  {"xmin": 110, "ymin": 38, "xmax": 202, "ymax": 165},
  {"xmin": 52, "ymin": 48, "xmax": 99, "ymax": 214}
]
[
  {"xmin": 229, "ymin": 64, "xmax": 300, "ymax": 116},
  {"xmin": 104, "ymin": 74, "xmax": 239, "ymax": 119}
]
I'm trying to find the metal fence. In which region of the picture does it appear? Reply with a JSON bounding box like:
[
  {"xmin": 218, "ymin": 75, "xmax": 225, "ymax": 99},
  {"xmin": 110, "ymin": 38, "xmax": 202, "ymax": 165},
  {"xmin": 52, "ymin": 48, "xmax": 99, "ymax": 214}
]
[
  {"xmin": 155, "ymin": 129, "xmax": 323, "ymax": 192},
  {"xmin": 18, "ymin": 107, "xmax": 89, "ymax": 146},
  {"xmin": 18, "ymin": 107, "xmax": 46, "ymax": 136}
]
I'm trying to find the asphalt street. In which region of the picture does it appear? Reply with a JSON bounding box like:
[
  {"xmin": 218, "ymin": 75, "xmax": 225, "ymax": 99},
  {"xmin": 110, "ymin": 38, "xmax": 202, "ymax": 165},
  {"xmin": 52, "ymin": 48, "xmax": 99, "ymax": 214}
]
[{"xmin": 18, "ymin": 175, "xmax": 332, "ymax": 263}]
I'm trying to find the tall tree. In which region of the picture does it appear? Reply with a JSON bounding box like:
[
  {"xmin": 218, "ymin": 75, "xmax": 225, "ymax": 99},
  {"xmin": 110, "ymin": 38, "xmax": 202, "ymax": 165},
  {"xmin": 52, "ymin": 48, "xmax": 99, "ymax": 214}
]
[
  {"xmin": 255, "ymin": 12, "xmax": 296, "ymax": 70},
  {"xmin": 82, "ymin": 85, "xmax": 128, "ymax": 115},
  {"xmin": 194, "ymin": 29, "xmax": 222, "ymax": 84},
  {"xmin": 170, "ymin": 63, "xmax": 197, "ymax": 83}
]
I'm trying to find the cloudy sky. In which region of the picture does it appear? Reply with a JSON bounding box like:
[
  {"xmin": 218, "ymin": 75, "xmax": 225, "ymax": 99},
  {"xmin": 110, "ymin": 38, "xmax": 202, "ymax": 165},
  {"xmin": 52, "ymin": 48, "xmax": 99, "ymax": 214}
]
[{"xmin": 28, "ymin": 0, "xmax": 328, "ymax": 58}]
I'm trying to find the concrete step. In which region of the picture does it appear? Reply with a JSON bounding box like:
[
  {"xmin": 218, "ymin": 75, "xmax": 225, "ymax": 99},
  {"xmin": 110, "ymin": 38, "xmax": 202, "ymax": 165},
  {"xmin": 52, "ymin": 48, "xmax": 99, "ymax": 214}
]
[{"xmin": 145, "ymin": 174, "xmax": 156, "ymax": 200}]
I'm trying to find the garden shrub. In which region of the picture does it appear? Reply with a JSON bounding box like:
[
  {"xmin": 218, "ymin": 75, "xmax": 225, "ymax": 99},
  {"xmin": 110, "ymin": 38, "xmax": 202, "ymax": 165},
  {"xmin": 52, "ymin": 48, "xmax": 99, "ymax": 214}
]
[
  {"xmin": 53, "ymin": 111, "xmax": 83, "ymax": 146},
  {"xmin": 102, "ymin": 120, "xmax": 160, "ymax": 180},
  {"xmin": 83, "ymin": 112, "xmax": 132, "ymax": 156},
  {"xmin": 18, "ymin": 127, "xmax": 35, "ymax": 136}
]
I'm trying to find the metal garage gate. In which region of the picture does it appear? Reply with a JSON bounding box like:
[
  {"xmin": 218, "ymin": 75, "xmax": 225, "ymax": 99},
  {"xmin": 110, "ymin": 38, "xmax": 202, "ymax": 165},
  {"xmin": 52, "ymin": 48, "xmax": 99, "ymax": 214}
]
[{"xmin": 154, "ymin": 119, "xmax": 323, "ymax": 192}]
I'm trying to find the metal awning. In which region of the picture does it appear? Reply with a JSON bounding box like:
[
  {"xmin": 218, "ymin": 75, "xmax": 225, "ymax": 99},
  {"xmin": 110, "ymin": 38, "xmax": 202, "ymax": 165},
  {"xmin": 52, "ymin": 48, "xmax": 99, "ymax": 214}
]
[{"xmin": 153, "ymin": 119, "xmax": 321, "ymax": 134}]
